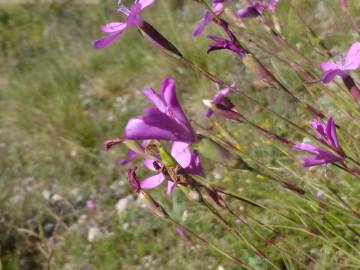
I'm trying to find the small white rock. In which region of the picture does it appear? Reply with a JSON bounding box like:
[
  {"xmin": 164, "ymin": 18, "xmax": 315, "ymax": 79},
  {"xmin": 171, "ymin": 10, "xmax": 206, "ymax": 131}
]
[
  {"xmin": 87, "ymin": 227, "xmax": 102, "ymax": 242},
  {"xmin": 116, "ymin": 198, "xmax": 128, "ymax": 215},
  {"xmin": 42, "ymin": 190, "xmax": 51, "ymax": 200},
  {"xmin": 51, "ymin": 194, "xmax": 64, "ymax": 202}
]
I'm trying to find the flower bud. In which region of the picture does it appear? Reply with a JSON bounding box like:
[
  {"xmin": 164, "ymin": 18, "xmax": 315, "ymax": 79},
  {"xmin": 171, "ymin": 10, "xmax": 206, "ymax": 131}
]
[
  {"xmin": 202, "ymin": 100, "xmax": 245, "ymax": 121},
  {"xmin": 103, "ymin": 138, "xmax": 123, "ymax": 151}
]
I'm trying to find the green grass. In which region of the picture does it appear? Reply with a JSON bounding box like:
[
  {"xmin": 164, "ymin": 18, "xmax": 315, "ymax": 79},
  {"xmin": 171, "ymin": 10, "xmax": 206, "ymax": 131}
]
[{"xmin": 1, "ymin": 0, "xmax": 360, "ymax": 269}]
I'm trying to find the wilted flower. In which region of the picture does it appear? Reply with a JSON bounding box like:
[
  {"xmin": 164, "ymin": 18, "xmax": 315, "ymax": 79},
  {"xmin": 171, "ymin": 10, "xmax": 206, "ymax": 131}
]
[
  {"xmin": 193, "ymin": 0, "xmax": 231, "ymax": 37},
  {"xmin": 294, "ymin": 117, "xmax": 345, "ymax": 167},
  {"xmin": 93, "ymin": 0, "xmax": 154, "ymax": 49},
  {"xmin": 125, "ymin": 78, "xmax": 196, "ymax": 143},
  {"xmin": 207, "ymin": 35, "xmax": 247, "ymax": 56},
  {"xmin": 139, "ymin": 142, "xmax": 204, "ymax": 195},
  {"xmin": 205, "ymin": 86, "xmax": 235, "ymax": 117},
  {"xmin": 320, "ymin": 42, "xmax": 360, "ymax": 83},
  {"xmin": 128, "ymin": 167, "xmax": 142, "ymax": 193},
  {"xmin": 237, "ymin": 0, "xmax": 280, "ymax": 18}
]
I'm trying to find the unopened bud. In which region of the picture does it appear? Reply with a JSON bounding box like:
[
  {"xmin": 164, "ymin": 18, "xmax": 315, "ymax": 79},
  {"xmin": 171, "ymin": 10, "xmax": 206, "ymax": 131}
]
[
  {"xmin": 103, "ymin": 138, "xmax": 123, "ymax": 151},
  {"xmin": 139, "ymin": 21, "xmax": 183, "ymax": 59},
  {"xmin": 202, "ymin": 100, "xmax": 244, "ymax": 121}
]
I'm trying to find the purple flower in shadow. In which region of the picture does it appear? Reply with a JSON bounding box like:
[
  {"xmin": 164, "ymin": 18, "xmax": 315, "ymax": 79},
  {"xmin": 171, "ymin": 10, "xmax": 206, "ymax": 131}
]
[
  {"xmin": 207, "ymin": 35, "xmax": 247, "ymax": 56},
  {"xmin": 205, "ymin": 86, "xmax": 235, "ymax": 117},
  {"xmin": 237, "ymin": 0, "xmax": 280, "ymax": 18},
  {"xmin": 193, "ymin": 0, "xmax": 231, "ymax": 37},
  {"xmin": 294, "ymin": 117, "xmax": 345, "ymax": 167},
  {"xmin": 139, "ymin": 142, "xmax": 204, "ymax": 195},
  {"xmin": 320, "ymin": 42, "xmax": 360, "ymax": 83},
  {"xmin": 125, "ymin": 77, "xmax": 196, "ymax": 143},
  {"xmin": 93, "ymin": 0, "xmax": 155, "ymax": 49}
]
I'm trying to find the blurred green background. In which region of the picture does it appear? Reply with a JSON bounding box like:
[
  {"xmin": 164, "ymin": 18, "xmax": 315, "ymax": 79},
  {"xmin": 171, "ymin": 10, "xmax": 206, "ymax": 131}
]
[{"xmin": 1, "ymin": 0, "xmax": 359, "ymax": 269}]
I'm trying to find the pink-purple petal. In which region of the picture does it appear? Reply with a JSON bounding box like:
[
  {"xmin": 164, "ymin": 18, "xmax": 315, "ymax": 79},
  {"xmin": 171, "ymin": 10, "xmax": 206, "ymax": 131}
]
[
  {"xmin": 320, "ymin": 61, "xmax": 342, "ymax": 72},
  {"xmin": 166, "ymin": 181, "xmax": 176, "ymax": 196},
  {"xmin": 325, "ymin": 117, "xmax": 340, "ymax": 150},
  {"xmin": 137, "ymin": 0, "xmax": 155, "ymax": 9},
  {"xmin": 101, "ymin": 22, "xmax": 127, "ymax": 33},
  {"xmin": 144, "ymin": 159, "xmax": 159, "ymax": 171},
  {"xmin": 344, "ymin": 41, "xmax": 360, "ymax": 70},
  {"xmin": 322, "ymin": 69, "xmax": 343, "ymax": 84},
  {"xmin": 144, "ymin": 87, "xmax": 166, "ymax": 113},
  {"xmin": 93, "ymin": 31, "xmax": 126, "ymax": 49},
  {"xmin": 142, "ymin": 108, "xmax": 191, "ymax": 141},
  {"xmin": 171, "ymin": 142, "xmax": 192, "ymax": 168},
  {"xmin": 140, "ymin": 173, "xmax": 165, "ymax": 189},
  {"xmin": 125, "ymin": 117, "xmax": 175, "ymax": 141}
]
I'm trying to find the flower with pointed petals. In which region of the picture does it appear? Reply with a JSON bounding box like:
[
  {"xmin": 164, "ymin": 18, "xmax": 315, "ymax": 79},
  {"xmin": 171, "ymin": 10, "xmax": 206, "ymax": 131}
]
[
  {"xmin": 207, "ymin": 35, "xmax": 247, "ymax": 56},
  {"xmin": 311, "ymin": 117, "xmax": 344, "ymax": 155},
  {"xmin": 139, "ymin": 142, "xmax": 204, "ymax": 196},
  {"xmin": 237, "ymin": 0, "xmax": 280, "ymax": 18},
  {"xmin": 320, "ymin": 42, "xmax": 360, "ymax": 83},
  {"xmin": 125, "ymin": 78, "xmax": 196, "ymax": 143},
  {"xmin": 294, "ymin": 117, "xmax": 345, "ymax": 167},
  {"xmin": 93, "ymin": 0, "xmax": 154, "ymax": 49},
  {"xmin": 293, "ymin": 143, "xmax": 344, "ymax": 167},
  {"xmin": 205, "ymin": 87, "xmax": 235, "ymax": 117},
  {"xmin": 193, "ymin": 0, "xmax": 231, "ymax": 37}
]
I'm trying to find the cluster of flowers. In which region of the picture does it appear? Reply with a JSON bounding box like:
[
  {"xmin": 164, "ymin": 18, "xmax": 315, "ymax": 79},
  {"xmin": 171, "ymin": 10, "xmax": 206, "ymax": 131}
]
[
  {"xmin": 95, "ymin": 0, "xmax": 360, "ymax": 196},
  {"xmin": 91, "ymin": 0, "xmax": 360, "ymax": 266}
]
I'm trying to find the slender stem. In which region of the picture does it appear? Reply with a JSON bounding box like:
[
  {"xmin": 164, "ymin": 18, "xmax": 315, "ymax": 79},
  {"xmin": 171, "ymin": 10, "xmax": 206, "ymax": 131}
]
[{"xmin": 167, "ymin": 217, "xmax": 251, "ymax": 268}]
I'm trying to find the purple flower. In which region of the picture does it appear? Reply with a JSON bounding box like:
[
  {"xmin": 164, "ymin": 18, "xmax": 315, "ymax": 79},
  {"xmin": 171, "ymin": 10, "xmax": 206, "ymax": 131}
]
[
  {"xmin": 139, "ymin": 142, "xmax": 204, "ymax": 195},
  {"xmin": 86, "ymin": 200, "xmax": 95, "ymax": 209},
  {"xmin": 339, "ymin": 0, "xmax": 348, "ymax": 11},
  {"xmin": 125, "ymin": 78, "xmax": 196, "ymax": 143},
  {"xmin": 207, "ymin": 35, "xmax": 247, "ymax": 56},
  {"xmin": 293, "ymin": 143, "xmax": 344, "ymax": 167},
  {"xmin": 205, "ymin": 87, "xmax": 235, "ymax": 117},
  {"xmin": 311, "ymin": 117, "xmax": 343, "ymax": 154},
  {"xmin": 193, "ymin": 0, "xmax": 231, "ymax": 37},
  {"xmin": 93, "ymin": 0, "xmax": 155, "ymax": 49},
  {"xmin": 237, "ymin": 0, "xmax": 280, "ymax": 18},
  {"xmin": 294, "ymin": 117, "xmax": 345, "ymax": 167},
  {"xmin": 320, "ymin": 42, "xmax": 360, "ymax": 83}
]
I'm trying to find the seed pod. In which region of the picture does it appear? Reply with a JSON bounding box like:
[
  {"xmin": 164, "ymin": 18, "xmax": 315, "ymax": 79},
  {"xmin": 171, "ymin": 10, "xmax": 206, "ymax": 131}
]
[{"xmin": 139, "ymin": 21, "xmax": 183, "ymax": 59}]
